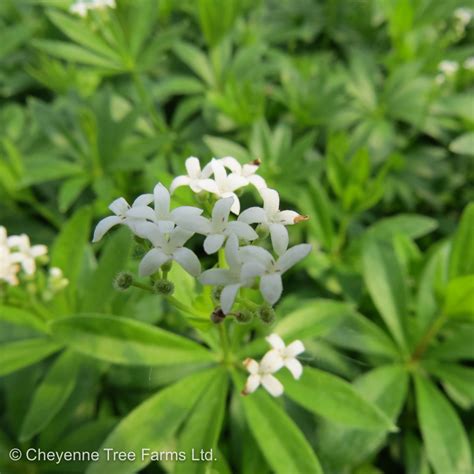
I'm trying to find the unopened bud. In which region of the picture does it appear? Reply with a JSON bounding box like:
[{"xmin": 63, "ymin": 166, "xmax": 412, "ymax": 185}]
[
  {"xmin": 251, "ymin": 158, "xmax": 261, "ymax": 166},
  {"xmin": 211, "ymin": 307, "xmax": 226, "ymax": 324},
  {"xmin": 259, "ymin": 305, "xmax": 275, "ymax": 324},
  {"xmin": 161, "ymin": 261, "xmax": 173, "ymax": 273},
  {"xmin": 114, "ymin": 271, "xmax": 133, "ymax": 291},
  {"xmin": 153, "ymin": 279, "xmax": 174, "ymax": 296},
  {"xmin": 234, "ymin": 309, "xmax": 254, "ymax": 324},
  {"xmin": 256, "ymin": 224, "xmax": 269, "ymax": 239}
]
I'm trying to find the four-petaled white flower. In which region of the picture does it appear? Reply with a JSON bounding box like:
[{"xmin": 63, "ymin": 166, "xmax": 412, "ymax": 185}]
[
  {"xmin": 242, "ymin": 352, "xmax": 284, "ymax": 397},
  {"xmin": 139, "ymin": 224, "xmax": 201, "ymax": 277},
  {"xmin": 7, "ymin": 234, "xmax": 48, "ymax": 275},
  {"xmin": 219, "ymin": 156, "xmax": 267, "ymax": 190},
  {"xmin": 199, "ymin": 235, "xmax": 263, "ymax": 313},
  {"xmin": 92, "ymin": 194, "xmax": 154, "ymax": 243},
  {"xmin": 170, "ymin": 156, "xmax": 215, "ymax": 194},
  {"xmin": 69, "ymin": 0, "xmax": 88, "ymax": 16},
  {"xmin": 240, "ymin": 243, "xmax": 312, "ymax": 305},
  {"xmin": 266, "ymin": 334, "xmax": 305, "ymax": 379},
  {"xmin": 181, "ymin": 197, "xmax": 258, "ymax": 254},
  {"xmin": 238, "ymin": 188, "xmax": 308, "ymax": 255},
  {"xmin": 198, "ymin": 159, "xmax": 248, "ymax": 214}
]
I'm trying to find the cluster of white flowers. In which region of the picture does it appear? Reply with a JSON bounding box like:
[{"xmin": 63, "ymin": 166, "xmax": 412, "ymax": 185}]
[
  {"xmin": 69, "ymin": 0, "xmax": 116, "ymax": 17},
  {"xmin": 242, "ymin": 334, "xmax": 305, "ymax": 397},
  {"xmin": 454, "ymin": 7, "xmax": 473, "ymax": 30},
  {"xmin": 0, "ymin": 226, "xmax": 48, "ymax": 286},
  {"xmin": 93, "ymin": 156, "xmax": 311, "ymax": 314},
  {"xmin": 435, "ymin": 56, "xmax": 474, "ymax": 84}
]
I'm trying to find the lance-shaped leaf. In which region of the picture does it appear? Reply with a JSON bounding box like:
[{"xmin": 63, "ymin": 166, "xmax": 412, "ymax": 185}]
[
  {"xmin": 0, "ymin": 305, "xmax": 48, "ymax": 341},
  {"xmin": 20, "ymin": 350, "xmax": 80, "ymax": 441},
  {"xmin": 86, "ymin": 368, "xmax": 221, "ymax": 474},
  {"xmin": 50, "ymin": 314, "xmax": 216, "ymax": 366},
  {"xmin": 232, "ymin": 372, "xmax": 323, "ymax": 474},
  {"xmin": 449, "ymin": 202, "xmax": 474, "ymax": 279},
  {"xmin": 414, "ymin": 374, "xmax": 472, "ymax": 474},
  {"xmin": 279, "ymin": 367, "xmax": 396, "ymax": 431},
  {"xmin": 363, "ymin": 238, "xmax": 408, "ymax": 353}
]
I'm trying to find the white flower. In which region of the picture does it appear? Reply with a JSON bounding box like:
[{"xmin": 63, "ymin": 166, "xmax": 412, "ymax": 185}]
[
  {"xmin": 438, "ymin": 60, "xmax": 459, "ymax": 76},
  {"xmin": 0, "ymin": 245, "xmax": 20, "ymax": 286},
  {"xmin": 138, "ymin": 225, "xmax": 201, "ymax": 277},
  {"xmin": 266, "ymin": 334, "xmax": 305, "ymax": 379},
  {"xmin": 238, "ymin": 188, "xmax": 308, "ymax": 255},
  {"xmin": 70, "ymin": 0, "xmax": 88, "ymax": 16},
  {"xmin": 180, "ymin": 197, "xmax": 258, "ymax": 254},
  {"xmin": 6, "ymin": 234, "xmax": 48, "ymax": 275},
  {"xmin": 454, "ymin": 7, "xmax": 473, "ymax": 26},
  {"xmin": 240, "ymin": 243, "xmax": 312, "ymax": 305},
  {"xmin": 150, "ymin": 183, "xmax": 203, "ymax": 233},
  {"xmin": 463, "ymin": 56, "xmax": 474, "ymax": 70},
  {"xmin": 198, "ymin": 159, "xmax": 248, "ymax": 214},
  {"xmin": 170, "ymin": 156, "xmax": 216, "ymax": 194},
  {"xmin": 199, "ymin": 235, "xmax": 262, "ymax": 313},
  {"xmin": 242, "ymin": 352, "xmax": 284, "ymax": 397},
  {"xmin": 69, "ymin": 0, "xmax": 115, "ymax": 16},
  {"xmin": 219, "ymin": 156, "xmax": 267, "ymax": 190},
  {"xmin": 92, "ymin": 194, "xmax": 154, "ymax": 243}
]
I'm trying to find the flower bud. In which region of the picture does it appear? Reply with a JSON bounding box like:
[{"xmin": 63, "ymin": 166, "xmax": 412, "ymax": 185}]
[
  {"xmin": 259, "ymin": 305, "xmax": 275, "ymax": 324},
  {"xmin": 256, "ymin": 224, "xmax": 269, "ymax": 240},
  {"xmin": 234, "ymin": 309, "xmax": 254, "ymax": 324},
  {"xmin": 113, "ymin": 271, "xmax": 133, "ymax": 291},
  {"xmin": 161, "ymin": 261, "xmax": 173, "ymax": 273},
  {"xmin": 211, "ymin": 307, "xmax": 226, "ymax": 324},
  {"xmin": 153, "ymin": 279, "xmax": 175, "ymax": 296}
]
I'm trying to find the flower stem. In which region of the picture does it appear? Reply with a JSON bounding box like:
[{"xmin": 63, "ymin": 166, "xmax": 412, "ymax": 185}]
[
  {"xmin": 411, "ymin": 313, "xmax": 448, "ymax": 362},
  {"xmin": 218, "ymin": 321, "xmax": 231, "ymax": 363},
  {"xmin": 165, "ymin": 295, "xmax": 206, "ymax": 320}
]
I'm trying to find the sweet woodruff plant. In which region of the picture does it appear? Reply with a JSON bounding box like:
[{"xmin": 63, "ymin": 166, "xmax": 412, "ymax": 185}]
[{"xmin": 93, "ymin": 156, "xmax": 310, "ymax": 396}]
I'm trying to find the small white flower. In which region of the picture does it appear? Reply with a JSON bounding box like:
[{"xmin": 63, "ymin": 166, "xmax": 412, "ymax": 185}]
[
  {"xmin": 70, "ymin": 0, "xmax": 88, "ymax": 17},
  {"xmin": 150, "ymin": 183, "xmax": 203, "ymax": 233},
  {"xmin": 463, "ymin": 56, "xmax": 474, "ymax": 70},
  {"xmin": 240, "ymin": 243, "xmax": 312, "ymax": 305},
  {"xmin": 219, "ymin": 156, "xmax": 267, "ymax": 190},
  {"xmin": 170, "ymin": 156, "xmax": 215, "ymax": 194},
  {"xmin": 199, "ymin": 235, "xmax": 262, "ymax": 313},
  {"xmin": 198, "ymin": 159, "xmax": 248, "ymax": 214},
  {"xmin": 242, "ymin": 352, "xmax": 284, "ymax": 397},
  {"xmin": 7, "ymin": 234, "xmax": 48, "ymax": 275},
  {"xmin": 238, "ymin": 188, "xmax": 308, "ymax": 255},
  {"xmin": 180, "ymin": 197, "xmax": 258, "ymax": 254},
  {"xmin": 92, "ymin": 194, "xmax": 154, "ymax": 243},
  {"xmin": 138, "ymin": 225, "xmax": 201, "ymax": 277},
  {"xmin": 0, "ymin": 245, "xmax": 20, "ymax": 286},
  {"xmin": 438, "ymin": 60, "xmax": 459, "ymax": 76},
  {"xmin": 454, "ymin": 7, "xmax": 473, "ymax": 27},
  {"xmin": 70, "ymin": 0, "xmax": 116, "ymax": 16},
  {"xmin": 266, "ymin": 334, "xmax": 305, "ymax": 379}
]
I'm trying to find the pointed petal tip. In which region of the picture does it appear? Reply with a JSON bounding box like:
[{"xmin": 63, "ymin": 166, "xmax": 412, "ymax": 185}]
[{"xmin": 294, "ymin": 214, "xmax": 309, "ymax": 223}]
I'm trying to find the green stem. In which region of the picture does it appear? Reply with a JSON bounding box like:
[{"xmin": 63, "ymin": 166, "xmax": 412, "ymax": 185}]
[
  {"xmin": 165, "ymin": 295, "xmax": 205, "ymax": 319},
  {"xmin": 411, "ymin": 313, "xmax": 448, "ymax": 362},
  {"xmin": 131, "ymin": 281, "xmax": 153, "ymax": 292},
  {"xmin": 218, "ymin": 321, "xmax": 231, "ymax": 363}
]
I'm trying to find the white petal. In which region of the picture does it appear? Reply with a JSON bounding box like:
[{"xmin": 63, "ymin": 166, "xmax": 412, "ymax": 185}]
[
  {"xmin": 153, "ymin": 183, "xmax": 171, "ymax": 215},
  {"xmin": 139, "ymin": 249, "xmax": 170, "ymax": 276},
  {"xmin": 260, "ymin": 349, "xmax": 284, "ymax": 373},
  {"xmin": 169, "ymin": 227, "xmax": 194, "ymax": 247},
  {"xmin": 30, "ymin": 245, "xmax": 48, "ymax": 258},
  {"xmin": 277, "ymin": 244, "xmax": 312, "ymax": 273},
  {"xmin": 239, "ymin": 246, "xmax": 274, "ymax": 268},
  {"xmin": 285, "ymin": 340, "xmax": 305, "ymax": 357},
  {"xmin": 185, "ymin": 156, "xmax": 201, "ymax": 178},
  {"xmin": 132, "ymin": 193, "xmax": 153, "ymax": 207},
  {"xmin": 198, "ymin": 178, "xmax": 219, "ymax": 194},
  {"xmin": 203, "ymin": 234, "xmax": 226, "ymax": 254},
  {"xmin": 109, "ymin": 197, "xmax": 129, "ymax": 216},
  {"xmin": 240, "ymin": 262, "xmax": 266, "ymax": 282},
  {"xmin": 173, "ymin": 247, "xmax": 201, "ymax": 276},
  {"xmin": 212, "ymin": 197, "xmax": 233, "ymax": 224},
  {"xmin": 199, "ymin": 268, "xmax": 235, "ymax": 286},
  {"xmin": 261, "ymin": 374, "xmax": 284, "ymax": 397},
  {"xmin": 266, "ymin": 334, "xmax": 285, "ymax": 350},
  {"xmin": 242, "ymin": 163, "xmax": 259, "ymax": 176},
  {"xmin": 243, "ymin": 374, "xmax": 261, "ymax": 394},
  {"xmin": 260, "ymin": 188, "xmax": 280, "ymax": 215},
  {"xmin": 211, "ymin": 159, "xmax": 227, "ymax": 186},
  {"xmin": 221, "ymin": 283, "xmax": 240, "ymax": 313},
  {"xmin": 260, "ymin": 273, "xmax": 283, "ymax": 305},
  {"xmin": 243, "ymin": 358, "xmax": 259, "ymax": 375},
  {"xmin": 201, "ymin": 161, "xmax": 214, "ymax": 178},
  {"xmin": 170, "ymin": 175, "xmax": 191, "ymax": 193},
  {"xmin": 226, "ymin": 221, "xmax": 258, "ymax": 241},
  {"xmin": 275, "ymin": 210, "xmax": 299, "ymax": 225},
  {"xmin": 135, "ymin": 222, "xmax": 164, "ymax": 247},
  {"xmin": 220, "ymin": 192, "xmax": 240, "ymax": 214},
  {"xmin": 156, "ymin": 220, "xmax": 175, "ymax": 233},
  {"xmin": 224, "ymin": 234, "xmax": 241, "ymax": 269},
  {"xmin": 219, "ymin": 156, "xmax": 242, "ymax": 174},
  {"xmin": 248, "ymin": 174, "xmax": 267, "ymax": 190},
  {"xmin": 172, "ymin": 206, "xmax": 203, "ymax": 225},
  {"xmin": 177, "ymin": 215, "xmax": 211, "ymax": 234},
  {"xmin": 269, "ymin": 223, "xmax": 289, "ymax": 256},
  {"xmin": 92, "ymin": 216, "xmax": 122, "ymax": 242},
  {"xmin": 226, "ymin": 173, "xmax": 249, "ymax": 192},
  {"xmin": 285, "ymin": 358, "xmax": 303, "ymax": 380},
  {"xmin": 238, "ymin": 207, "xmax": 266, "ymax": 224},
  {"xmin": 125, "ymin": 206, "xmax": 156, "ymax": 221}
]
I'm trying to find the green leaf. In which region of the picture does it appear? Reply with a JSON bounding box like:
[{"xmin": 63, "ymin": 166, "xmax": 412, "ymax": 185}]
[
  {"xmin": 49, "ymin": 314, "xmax": 216, "ymax": 366},
  {"xmin": 366, "ymin": 214, "xmax": 438, "ymax": 241},
  {"xmin": 174, "ymin": 370, "xmax": 228, "ymax": 474},
  {"xmin": 20, "ymin": 350, "xmax": 80, "ymax": 441},
  {"xmin": 279, "ymin": 367, "xmax": 395, "ymax": 431},
  {"xmin": 449, "ymin": 132, "xmax": 474, "ymax": 156},
  {"xmin": 414, "ymin": 374, "xmax": 472, "ymax": 474},
  {"xmin": 173, "ymin": 42, "xmax": 215, "ymax": 87},
  {"xmin": 58, "ymin": 176, "xmax": 89, "ymax": 213},
  {"xmin": 0, "ymin": 338, "xmax": 61, "ymax": 376},
  {"xmin": 443, "ymin": 275, "xmax": 474, "ymax": 320},
  {"xmin": 203, "ymin": 135, "xmax": 249, "ymax": 162},
  {"xmin": 449, "ymin": 202, "xmax": 474, "ymax": 279},
  {"xmin": 232, "ymin": 372, "xmax": 323, "ymax": 474},
  {"xmin": 21, "ymin": 155, "xmax": 83, "ymax": 186},
  {"xmin": 427, "ymin": 324, "xmax": 474, "ymax": 361},
  {"xmin": 362, "ymin": 239, "xmax": 408, "ymax": 352},
  {"xmin": 0, "ymin": 305, "xmax": 48, "ymax": 339},
  {"xmin": 86, "ymin": 368, "xmax": 222, "ymax": 474},
  {"xmin": 81, "ymin": 228, "xmax": 132, "ymax": 312}
]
